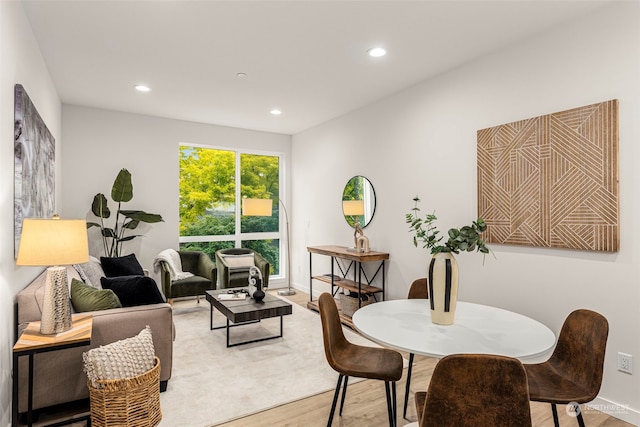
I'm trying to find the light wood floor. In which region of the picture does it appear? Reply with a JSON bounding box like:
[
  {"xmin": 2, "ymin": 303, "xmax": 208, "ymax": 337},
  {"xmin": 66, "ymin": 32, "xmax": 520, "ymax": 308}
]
[{"xmin": 217, "ymin": 290, "xmax": 634, "ymax": 427}]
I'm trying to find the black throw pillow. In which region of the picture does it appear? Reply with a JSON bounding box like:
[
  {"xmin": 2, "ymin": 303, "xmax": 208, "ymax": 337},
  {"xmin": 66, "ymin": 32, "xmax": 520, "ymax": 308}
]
[
  {"xmin": 100, "ymin": 254, "xmax": 145, "ymax": 277},
  {"xmin": 100, "ymin": 275, "xmax": 165, "ymax": 307}
]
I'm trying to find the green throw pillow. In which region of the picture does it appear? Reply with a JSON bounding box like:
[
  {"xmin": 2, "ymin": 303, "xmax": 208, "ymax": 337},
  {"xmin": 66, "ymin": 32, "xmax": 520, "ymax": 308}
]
[{"xmin": 71, "ymin": 278, "xmax": 122, "ymax": 312}]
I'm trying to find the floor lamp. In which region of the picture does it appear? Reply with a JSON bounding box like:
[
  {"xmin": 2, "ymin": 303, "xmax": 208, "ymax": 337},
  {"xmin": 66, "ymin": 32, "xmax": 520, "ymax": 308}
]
[
  {"xmin": 16, "ymin": 215, "xmax": 89, "ymax": 334},
  {"xmin": 242, "ymin": 198, "xmax": 295, "ymax": 296}
]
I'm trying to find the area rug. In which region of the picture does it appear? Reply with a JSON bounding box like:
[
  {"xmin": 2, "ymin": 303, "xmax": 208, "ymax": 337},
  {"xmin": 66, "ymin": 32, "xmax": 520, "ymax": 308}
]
[{"xmin": 158, "ymin": 297, "xmax": 380, "ymax": 427}]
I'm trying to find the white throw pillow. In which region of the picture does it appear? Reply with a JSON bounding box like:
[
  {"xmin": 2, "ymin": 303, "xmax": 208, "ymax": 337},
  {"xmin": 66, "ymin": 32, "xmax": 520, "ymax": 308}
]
[
  {"xmin": 83, "ymin": 326, "xmax": 156, "ymax": 388},
  {"xmin": 223, "ymin": 253, "xmax": 255, "ymax": 271}
]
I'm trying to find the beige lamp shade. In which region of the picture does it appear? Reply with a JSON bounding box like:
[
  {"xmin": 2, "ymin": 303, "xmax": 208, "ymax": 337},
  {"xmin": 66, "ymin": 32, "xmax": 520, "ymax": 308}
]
[
  {"xmin": 342, "ymin": 200, "xmax": 365, "ymax": 216},
  {"xmin": 242, "ymin": 198, "xmax": 273, "ymax": 217},
  {"xmin": 17, "ymin": 217, "xmax": 89, "ymax": 266}
]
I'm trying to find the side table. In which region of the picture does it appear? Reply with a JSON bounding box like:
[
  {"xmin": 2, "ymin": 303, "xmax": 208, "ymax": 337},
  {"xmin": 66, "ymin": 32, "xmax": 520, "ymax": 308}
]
[{"xmin": 13, "ymin": 314, "xmax": 93, "ymax": 427}]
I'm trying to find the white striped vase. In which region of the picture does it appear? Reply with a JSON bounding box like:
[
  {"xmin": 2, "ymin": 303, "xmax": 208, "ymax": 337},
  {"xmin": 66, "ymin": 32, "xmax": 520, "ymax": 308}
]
[{"xmin": 427, "ymin": 252, "xmax": 459, "ymax": 325}]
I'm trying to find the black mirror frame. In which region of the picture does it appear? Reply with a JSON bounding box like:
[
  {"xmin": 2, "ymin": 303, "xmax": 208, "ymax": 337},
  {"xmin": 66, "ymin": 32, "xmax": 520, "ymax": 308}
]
[{"xmin": 342, "ymin": 175, "xmax": 376, "ymax": 229}]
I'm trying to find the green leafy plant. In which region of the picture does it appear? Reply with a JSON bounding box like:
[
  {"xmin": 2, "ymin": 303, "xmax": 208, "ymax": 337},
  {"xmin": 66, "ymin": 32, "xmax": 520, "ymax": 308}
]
[
  {"xmin": 406, "ymin": 196, "xmax": 490, "ymax": 255},
  {"xmin": 87, "ymin": 168, "xmax": 164, "ymax": 257}
]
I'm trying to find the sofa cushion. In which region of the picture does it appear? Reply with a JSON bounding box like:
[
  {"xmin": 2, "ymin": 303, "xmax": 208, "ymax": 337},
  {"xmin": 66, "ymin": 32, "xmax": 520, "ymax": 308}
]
[
  {"xmin": 101, "ymin": 254, "xmax": 145, "ymax": 277},
  {"xmin": 222, "ymin": 253, "xmax": 255, "ymax": 270},
  {"xmin": 100, "ymin": 275, "xmax": 165, "ymax": 307},
  {"xmin": 83, "ymin": 325, "xmax": 156, "ymax": 388},
  {"xmin": 71, "ymin": 278, "xmax": 122, "ymax": 312},
  {"xmin": 73, "ymin": 256, "xmax": 105, "ymax": 288}
]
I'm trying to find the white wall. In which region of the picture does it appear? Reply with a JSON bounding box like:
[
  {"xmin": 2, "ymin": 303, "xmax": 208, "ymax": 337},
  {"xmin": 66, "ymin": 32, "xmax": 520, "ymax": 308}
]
[
  {"xmin": 0, "ymin": 2, "xmax": 62, "ymax": 425},
  {"xmin": 61, "ymin": 106, "xmax": 291, "ymax": 277},
  {"xmin": 291, "ymin": 2, "xmax": 640, "ymax": 423}
]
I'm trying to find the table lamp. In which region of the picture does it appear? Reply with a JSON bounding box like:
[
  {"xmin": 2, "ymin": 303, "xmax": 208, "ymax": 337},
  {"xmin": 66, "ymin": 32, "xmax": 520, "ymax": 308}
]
[
  {"xmin": 242, "ymin": 197, "xmax": 295, "ymax": 296},
  {"xmin": 16, "ymin": 215, "xmax": 89, "ymax": 334}
]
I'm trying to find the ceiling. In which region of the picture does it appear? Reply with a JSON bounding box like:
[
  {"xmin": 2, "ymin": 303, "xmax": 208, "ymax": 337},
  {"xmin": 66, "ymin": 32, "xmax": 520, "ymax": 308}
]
[{"xmin": 22, "ymin": 0, "xmax": 614, "ymax": 135}]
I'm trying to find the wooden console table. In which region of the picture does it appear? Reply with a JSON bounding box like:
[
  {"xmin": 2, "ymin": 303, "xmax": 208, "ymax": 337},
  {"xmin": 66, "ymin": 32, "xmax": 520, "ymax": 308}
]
[{"xmin": 307, "ymin": 245, "xmax": 389, "ymax": 326}]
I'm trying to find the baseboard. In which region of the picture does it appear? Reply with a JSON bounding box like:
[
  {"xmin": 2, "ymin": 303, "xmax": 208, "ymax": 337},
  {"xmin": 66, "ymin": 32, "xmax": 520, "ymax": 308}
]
[{"xmin": 586, "ymin": 396, "xmax": 640, "ymax": 426}]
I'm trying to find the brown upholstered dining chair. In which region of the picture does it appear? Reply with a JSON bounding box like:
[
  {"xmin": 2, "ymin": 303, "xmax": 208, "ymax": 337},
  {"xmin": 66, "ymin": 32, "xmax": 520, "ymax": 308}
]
[
  {"xmin": 524, "ymin": 309, "xmax": 609, "ymax": 427},
  {"xmin": 415, "ymin": 354, "xmax": 533, "ymax": 427},
  {"xmin": 318, "ymin": 292, "xmax": 403, "ymax": 427},
  {"xmin": 403, "ymin": 278, "xmax": 428, "ymax": 419}
]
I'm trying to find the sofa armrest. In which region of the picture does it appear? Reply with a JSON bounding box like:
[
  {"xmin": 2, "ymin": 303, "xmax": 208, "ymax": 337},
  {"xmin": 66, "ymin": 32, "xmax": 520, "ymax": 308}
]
[
  {"xmin": 159, "ymin": 261, "xmax": 172, "ymax": 298},
  {"xmin": 215, "ymin": 251, "xmax": 232, "ymax": 289},
  {"xmin": 196, "ymin": 252, "xmax": 217, "ymax": 286}
]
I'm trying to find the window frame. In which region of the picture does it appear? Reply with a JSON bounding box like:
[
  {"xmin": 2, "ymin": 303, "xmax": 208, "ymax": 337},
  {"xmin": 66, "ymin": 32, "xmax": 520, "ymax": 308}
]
[{"xmin": 178, "ymin": 142, "xmax": 287, "ymax": 281}]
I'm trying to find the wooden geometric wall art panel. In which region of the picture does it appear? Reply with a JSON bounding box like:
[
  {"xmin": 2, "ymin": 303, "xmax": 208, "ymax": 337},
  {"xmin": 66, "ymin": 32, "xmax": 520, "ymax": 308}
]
[{"xmin": 477, "ymin": 100, "xmax": 619, "ymax": 252}]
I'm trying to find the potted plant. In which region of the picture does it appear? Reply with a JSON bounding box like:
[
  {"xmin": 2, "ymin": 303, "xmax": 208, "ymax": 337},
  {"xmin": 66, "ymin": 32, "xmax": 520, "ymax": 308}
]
[
  {"xmin": 88, "ymin": 169, "xmax": 164, "ymax": 258},
  {"xmin": 406, "ymin": 196, "xmax": 490, "ymax": 325}
]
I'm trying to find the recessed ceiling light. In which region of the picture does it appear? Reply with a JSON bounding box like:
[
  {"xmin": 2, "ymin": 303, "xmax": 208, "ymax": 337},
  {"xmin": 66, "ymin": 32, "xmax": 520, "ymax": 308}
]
[
  {"xmin": 134, "ymin": 84, "xmax": 151, "ymax": 92},
  {"xmin": 270, "ymin": 109, "xmax": 282, "ymax": 116},
  {"xmin": 367, "ymin": 47, "xmax": 386, "ymax": 58},
  {"xmin": 237, "ymin": 72, "xmax": 247, "ymax": 78}
]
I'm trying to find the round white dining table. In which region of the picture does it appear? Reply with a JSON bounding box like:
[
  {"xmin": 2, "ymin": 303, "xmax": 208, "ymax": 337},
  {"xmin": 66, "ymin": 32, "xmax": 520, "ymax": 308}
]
[{"xmin": 352, "ymin": 300, "xmax": 556, "ymax": 361}]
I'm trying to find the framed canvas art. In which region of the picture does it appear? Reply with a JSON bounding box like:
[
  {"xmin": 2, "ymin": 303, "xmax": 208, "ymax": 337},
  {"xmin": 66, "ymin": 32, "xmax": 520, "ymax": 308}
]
[
  {"xmin": 477, "ymin": 100, "xmax": 619, "ymax": 252},
  {"xmin": 14, "ymin": 84, "xmax": 56, "ymax": 257}
]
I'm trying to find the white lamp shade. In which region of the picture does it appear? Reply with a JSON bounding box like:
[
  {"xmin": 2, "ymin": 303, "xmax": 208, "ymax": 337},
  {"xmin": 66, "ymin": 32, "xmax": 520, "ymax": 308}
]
[
  {"xmin": 343, "ymin": 200, "xmax": 365, "ymax": 216},
  {"xmin": 242, "ymin": 198, "xmax": 273, "ymax": 217},
  {"xmin": 17, "ymin": 218, "xmax": 89, "ymax": 266}
]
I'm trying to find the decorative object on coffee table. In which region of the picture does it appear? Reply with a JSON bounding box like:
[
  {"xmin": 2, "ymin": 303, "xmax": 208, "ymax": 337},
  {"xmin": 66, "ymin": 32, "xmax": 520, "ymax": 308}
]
[
  {"xmin": 16, "ymin": 216, "xmax": 89, "ymax": 334},
  {"xmin": 406, "ymin": 196, "xmax": 490, "ymax": 325},
  {"xmin": 248, "ymin": 266, "xmax": 265, "ymax": 302}
]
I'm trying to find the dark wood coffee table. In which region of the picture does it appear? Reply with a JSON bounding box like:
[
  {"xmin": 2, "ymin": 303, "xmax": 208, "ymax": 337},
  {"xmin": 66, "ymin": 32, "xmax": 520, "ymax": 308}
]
[{"xmin": 205, "ymin": 289, "xmax": 293, "ymax": 347}]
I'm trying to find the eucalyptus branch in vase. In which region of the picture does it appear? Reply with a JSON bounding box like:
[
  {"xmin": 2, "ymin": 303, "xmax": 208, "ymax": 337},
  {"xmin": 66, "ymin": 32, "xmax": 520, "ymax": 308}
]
[{"xmin": 406, "ymin": 196, "xmax": 490, "ymax": 256}]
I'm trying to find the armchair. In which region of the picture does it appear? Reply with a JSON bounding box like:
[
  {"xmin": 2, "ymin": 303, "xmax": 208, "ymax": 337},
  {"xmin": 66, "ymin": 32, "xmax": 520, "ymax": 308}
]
[
  {"xmin": 215, "ymin": 248, "xmax": 270, "ymax": 289},
  {"xmin": 158, "ymin": 250, "xmax": 216, "ymax": 302}
]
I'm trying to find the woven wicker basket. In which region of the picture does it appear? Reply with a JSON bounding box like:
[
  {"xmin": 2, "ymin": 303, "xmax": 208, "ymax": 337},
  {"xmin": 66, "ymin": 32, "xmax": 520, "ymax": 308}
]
[
  {"xmin": 339, "ymin": 293, "xmax": 373, "ymax": 317},
  {"xmin": 88, "ymin": 357, "xmax": 162, "ymax": 427}
]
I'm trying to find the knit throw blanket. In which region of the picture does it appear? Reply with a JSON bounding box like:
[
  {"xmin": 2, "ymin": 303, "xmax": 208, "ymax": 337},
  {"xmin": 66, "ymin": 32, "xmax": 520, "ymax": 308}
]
[{"xmin": 153, "ymin": 249, "xmax": 194, "ymax": 281}]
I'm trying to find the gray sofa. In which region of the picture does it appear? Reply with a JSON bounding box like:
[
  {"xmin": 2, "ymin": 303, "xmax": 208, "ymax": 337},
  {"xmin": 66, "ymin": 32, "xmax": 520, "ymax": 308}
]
[{"xmin": 15, "ymin": 266, "xmax": 174, "ymax": 414}]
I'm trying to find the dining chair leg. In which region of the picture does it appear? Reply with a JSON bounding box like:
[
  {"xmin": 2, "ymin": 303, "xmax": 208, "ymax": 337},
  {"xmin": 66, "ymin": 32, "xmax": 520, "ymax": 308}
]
[
  {"xmin": 339, "ymin": 376, "xmax": 349, "ymax": 415},
  {"xmin": 403, "ymin": 353, "xmax": 415, "ymax": 419},
  {"xmin": 328, "ymin": 374, "xmax": 344, "ymax": 427},
  {"xmin": 392, "ymin": 381, "xmax": 397, "ymax": 427},
  {"xmin": 551, "ymin": 403, "xmax": 560, "ymax": 427},
  {"xmin": 384, "ymin": 381, "xmax": 394, "ymax": 427},
  {"xmin": 576, "ymin": 405, "xmax": 586, "ymax": 427}
]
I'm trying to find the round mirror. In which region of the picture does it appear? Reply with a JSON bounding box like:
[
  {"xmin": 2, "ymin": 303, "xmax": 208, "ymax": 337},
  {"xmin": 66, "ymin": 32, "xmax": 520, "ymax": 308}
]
[{"xmin": 342, "ymin": 176, "xmax": 376, "ymax": 228}]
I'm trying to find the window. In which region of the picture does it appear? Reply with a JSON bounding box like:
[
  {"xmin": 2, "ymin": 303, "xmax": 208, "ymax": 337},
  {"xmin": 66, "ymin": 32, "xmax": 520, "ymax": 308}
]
[{"xmin": 178, "ymin": 145, "xmax": 283, "ymax": 277}]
